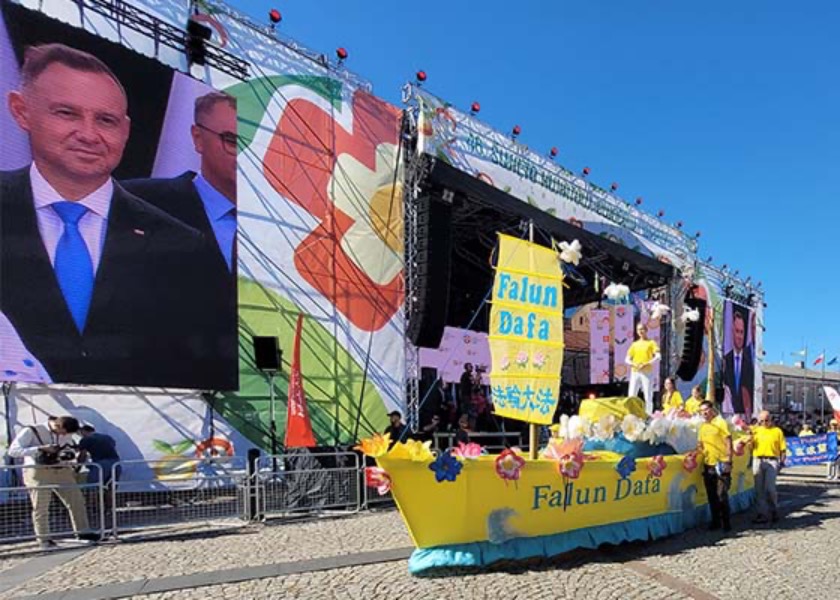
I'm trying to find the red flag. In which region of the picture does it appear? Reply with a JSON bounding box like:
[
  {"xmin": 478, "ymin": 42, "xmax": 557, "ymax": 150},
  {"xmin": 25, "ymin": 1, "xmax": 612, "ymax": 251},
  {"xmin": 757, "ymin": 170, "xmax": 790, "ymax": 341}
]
[
  {"xmin": 285, "ymin": 314, "xmax": 316, "ymax": 447},
  {"xmin": 814, "ymin": 354, "xmax": 825, "ymax": 366}
]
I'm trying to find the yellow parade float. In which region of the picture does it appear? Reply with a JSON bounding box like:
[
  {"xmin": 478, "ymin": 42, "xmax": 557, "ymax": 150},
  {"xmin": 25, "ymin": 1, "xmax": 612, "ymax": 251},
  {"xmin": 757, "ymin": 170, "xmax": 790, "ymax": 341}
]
[{"xmin": 358, "ymin": 235, "xmax": 754, "ymax": 573}]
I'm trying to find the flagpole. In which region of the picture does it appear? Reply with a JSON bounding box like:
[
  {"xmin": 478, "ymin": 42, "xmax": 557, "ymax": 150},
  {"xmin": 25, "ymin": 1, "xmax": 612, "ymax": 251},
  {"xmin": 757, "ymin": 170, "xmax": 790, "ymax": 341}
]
[
  {"xmin": 821, "ymin": 348, "xmax": 826, "ymax": 423},
  {"xmin": 803, "ymin": 343, "xmax": 808, "ymax": 423}
]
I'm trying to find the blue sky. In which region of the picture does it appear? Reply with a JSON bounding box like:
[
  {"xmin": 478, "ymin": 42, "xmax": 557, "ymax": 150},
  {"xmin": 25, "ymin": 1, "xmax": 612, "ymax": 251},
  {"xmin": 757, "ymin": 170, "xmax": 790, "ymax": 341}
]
[{"xmin": 231, "ymin": 1, "xmax": 840, "ymax": 368}]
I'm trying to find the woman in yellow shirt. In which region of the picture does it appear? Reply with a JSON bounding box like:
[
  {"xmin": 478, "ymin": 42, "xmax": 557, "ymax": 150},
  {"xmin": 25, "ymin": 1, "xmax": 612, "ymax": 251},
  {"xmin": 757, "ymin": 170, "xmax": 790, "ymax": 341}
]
[
  {"xmin": 662, "ymin": 377, "xmax": 684, "ymax": 412},
  {"xmin": 684, "ymin": 385, "xmax": 704, "ymax": 415}
]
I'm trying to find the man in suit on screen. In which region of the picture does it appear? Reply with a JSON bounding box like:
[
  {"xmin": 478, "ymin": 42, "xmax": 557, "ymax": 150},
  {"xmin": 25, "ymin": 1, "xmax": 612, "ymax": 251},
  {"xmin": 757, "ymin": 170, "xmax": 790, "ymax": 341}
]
[
  {"xmin": 0, "ymin": 43, "xmax": 229, "ymax": 389},
  {"xmin": 722, "ymin": 308, "xmax": 755, "ymax": 416},
  {"xmin": 122, "ymin": 91, "xmax": 238, "ymax": 383}
]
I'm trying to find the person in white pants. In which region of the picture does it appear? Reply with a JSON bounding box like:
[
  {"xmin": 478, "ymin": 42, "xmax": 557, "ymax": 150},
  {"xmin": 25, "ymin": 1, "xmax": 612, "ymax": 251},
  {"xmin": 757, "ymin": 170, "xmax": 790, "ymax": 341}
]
[{"xmin": 625, "ymin": 323, "xmax": 661, "ymax": 415}]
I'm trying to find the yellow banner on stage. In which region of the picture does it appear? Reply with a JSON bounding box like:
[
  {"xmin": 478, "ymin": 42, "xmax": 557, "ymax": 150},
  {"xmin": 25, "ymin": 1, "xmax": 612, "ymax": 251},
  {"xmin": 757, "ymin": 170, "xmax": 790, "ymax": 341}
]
[{"xmin": 489, "ymin": 234, "xmax": 564, "ymax": 424}]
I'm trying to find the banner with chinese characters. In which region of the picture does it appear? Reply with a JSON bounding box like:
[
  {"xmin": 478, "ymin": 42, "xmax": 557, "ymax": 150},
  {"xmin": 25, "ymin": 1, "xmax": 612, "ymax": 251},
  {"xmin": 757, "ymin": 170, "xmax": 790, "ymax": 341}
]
[
  {"xmin": 613, "ymin": 305, "xmax": 634, "ymax": 382},
  {"xmin": 590, "ymin": 309, "xmax": 611, "ymax": 384},
  {"xmin": 488, "ymin": 235, "xmax": 564, "ymax": 424},
  {"xmin": 785, "ymin": 433, "xmax": 838, "ymax": 467}
]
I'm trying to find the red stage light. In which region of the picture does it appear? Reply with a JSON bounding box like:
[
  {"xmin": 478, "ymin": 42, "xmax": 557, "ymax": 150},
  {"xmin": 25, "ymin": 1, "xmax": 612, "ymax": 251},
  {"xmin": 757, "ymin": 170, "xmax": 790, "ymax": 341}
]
[
  {"xmin": 582, "ymin": 167, "xmax": 591, "ymax": 176},
  {"xmin": 610, "ymin": 182, "xmax": 619, "ymax": 192},
  {"xmin": 336, "ymin": 47, "xmax": 348, "ymax": 60},
  {"xmin": 550, "ymin": 147, "xmax": 558, "ymax": 157},
  {"xmin": 416, "ymin": 70, "xmax": 427, "ymax": 82},
  {"xmin": 269, "ymin": 9, "xmax": 282, "ymax": 24},
  {"xmin": 471, "ymin": 101, "xmax": 480, "ymax": 114},
  {"xmin": 512, "ymin": 125, "xmax": 521, "ymax": 136}
]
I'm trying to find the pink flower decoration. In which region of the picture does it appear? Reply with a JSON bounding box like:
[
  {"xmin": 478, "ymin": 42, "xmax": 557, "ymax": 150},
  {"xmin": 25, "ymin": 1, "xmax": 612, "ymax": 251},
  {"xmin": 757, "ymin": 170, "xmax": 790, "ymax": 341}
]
[
  {"xmin": 451, "ymin": 442, "xmax": 484, "ymax": 460},
  {"xmin": 558, "ymin": 454, "xmax": 584, "ymax": 479},
  {"xmin": 495, "ymin": 448, "xmax": 526, "ymax": 484},
  {"xmin": 533, "ymin": 351, "xmax": 547, "ymax": 369},
  {"xmin": 647, "ymin": 455, "xmax": 667, "ymax": 478},
  {"xmin": 682, "ymin": 451, "xmax": 699, "ymax": 473},
  {"xmin": 364, "ymin": 467, "xmax": 391, "ymax": 496},
  {"xmin": 515, "ymin": 351, "xmax": 529, "ymax": 367},
  {"xmin": 500, "ymin": 355, "xmax": 511, "ymax": 370}
]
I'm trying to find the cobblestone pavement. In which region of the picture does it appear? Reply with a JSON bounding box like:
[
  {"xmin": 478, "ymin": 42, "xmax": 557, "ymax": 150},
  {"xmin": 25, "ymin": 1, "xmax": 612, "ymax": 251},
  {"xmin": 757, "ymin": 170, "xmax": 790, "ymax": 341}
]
[{"xmin": 1, "ymin": 468, "xmax": 838, "ymax": 599}]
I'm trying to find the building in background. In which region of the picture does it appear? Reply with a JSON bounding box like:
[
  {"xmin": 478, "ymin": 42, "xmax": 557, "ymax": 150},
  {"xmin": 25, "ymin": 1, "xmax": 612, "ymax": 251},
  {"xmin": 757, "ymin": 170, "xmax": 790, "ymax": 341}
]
[{"xmin": 763, "ymin": 364, "xmax": 840, "ymax": 424}]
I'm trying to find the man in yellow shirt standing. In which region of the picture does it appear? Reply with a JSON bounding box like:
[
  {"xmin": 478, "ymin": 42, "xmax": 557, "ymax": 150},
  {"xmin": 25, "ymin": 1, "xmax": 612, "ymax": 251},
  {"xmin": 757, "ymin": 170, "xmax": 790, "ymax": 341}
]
[
  {"xmin": 748, "ymin": 410, "xmax": 786, "ymax": 524},
  {"xmin": 698, "ymin": 401, "xmax": 733, "ymax": 532},
  {"xmin": 625, "ymin": 323, "xmax": 661, "ymax": 415}
]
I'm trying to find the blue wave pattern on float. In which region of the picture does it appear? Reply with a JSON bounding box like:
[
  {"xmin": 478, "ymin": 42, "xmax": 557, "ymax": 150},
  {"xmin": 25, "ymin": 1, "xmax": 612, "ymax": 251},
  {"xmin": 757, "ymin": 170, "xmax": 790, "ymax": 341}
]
[{"xmin": 408, "ymin": 490, "xmax": 753, "ymax": 573}]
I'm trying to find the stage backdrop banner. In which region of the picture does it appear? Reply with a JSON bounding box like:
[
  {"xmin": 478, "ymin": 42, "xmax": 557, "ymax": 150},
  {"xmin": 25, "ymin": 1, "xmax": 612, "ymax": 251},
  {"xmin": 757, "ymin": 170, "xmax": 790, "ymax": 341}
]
[
  {"xmin": 613, "ymin": 305, "xmax": 634, "ymax": 383},
  {"xmin": 488, "ymin": 235, "xmax": 564, "ymax": 424},
  {"xmin": 785, "ymin": 433, "xmax": 838, "ymax": 467},
  {"xmin": 590, "ymin": 309, "xmax": 611, "ymax": 385}
]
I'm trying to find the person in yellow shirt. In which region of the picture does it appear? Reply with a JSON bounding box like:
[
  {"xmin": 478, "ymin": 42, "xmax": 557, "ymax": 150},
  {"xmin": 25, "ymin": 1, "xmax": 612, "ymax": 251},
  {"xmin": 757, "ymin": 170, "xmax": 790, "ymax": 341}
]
[
  {"xmin": 684, "ymin": 385, "xmax": 704, "ymax": 415},
  {"xmin": 625, "ymin": 323, "xmax": 661, "ymax": 415},
  {"xmin": 798, "ymin": 423, "xmax": 815, "ymax": 437},
  {"xmin": 662, "ymin": 377, "xmax": 684, "ymax": 412},
  {"xmin": 698, "ymin": 401, "xmax": 733, "ymax": 532},
  {"xmin": 747, "ymin": 410, "xmax": 786, "ymax": 524}
]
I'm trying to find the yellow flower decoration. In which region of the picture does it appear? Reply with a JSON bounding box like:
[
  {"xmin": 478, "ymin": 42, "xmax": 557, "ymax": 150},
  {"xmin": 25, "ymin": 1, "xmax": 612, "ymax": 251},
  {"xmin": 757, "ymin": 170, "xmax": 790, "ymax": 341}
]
[
  {"xmin": 354, "ymin": 433, "xmax": 391, "ymax": 458},
  {"xmin": 389, "ymin": 439, "xmax": 434, "ymax": 462}
]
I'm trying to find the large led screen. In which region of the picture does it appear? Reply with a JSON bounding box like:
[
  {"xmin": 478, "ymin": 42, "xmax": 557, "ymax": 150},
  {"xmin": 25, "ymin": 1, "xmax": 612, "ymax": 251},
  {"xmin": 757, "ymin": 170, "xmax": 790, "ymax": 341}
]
[{"xmin": 0, "ymin": 3, "xmax": 237, "ymax": 390}]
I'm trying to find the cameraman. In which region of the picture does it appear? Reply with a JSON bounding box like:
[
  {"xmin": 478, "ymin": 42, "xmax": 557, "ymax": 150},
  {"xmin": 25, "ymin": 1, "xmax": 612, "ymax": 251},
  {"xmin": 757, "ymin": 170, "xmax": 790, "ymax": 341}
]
[{"xmin": 7, "ymin": 416, "xmax": 97, "ymax": 549}]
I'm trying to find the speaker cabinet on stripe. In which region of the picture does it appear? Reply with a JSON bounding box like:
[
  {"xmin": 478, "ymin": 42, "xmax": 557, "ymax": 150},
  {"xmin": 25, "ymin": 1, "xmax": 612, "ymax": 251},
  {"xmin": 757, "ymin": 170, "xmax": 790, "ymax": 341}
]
[
  {"xmin": 407, "ymin": 192, "xmax": 453, "ymax": 348},
  {"xmin": 676, "ymin": 297, "xmax": 706, "ymax": 382}
]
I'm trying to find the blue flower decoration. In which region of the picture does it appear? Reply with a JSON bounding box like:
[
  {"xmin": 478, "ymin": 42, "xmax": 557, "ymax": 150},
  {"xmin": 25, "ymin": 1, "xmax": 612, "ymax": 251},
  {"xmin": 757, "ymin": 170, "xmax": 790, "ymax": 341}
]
[
  {"xmin": 429, "ymin": 450, "xmax": 463, "ymax": 483},
  {"xmin": 616, "ymin": 455, "xmax": 636, "ymax": 479}
]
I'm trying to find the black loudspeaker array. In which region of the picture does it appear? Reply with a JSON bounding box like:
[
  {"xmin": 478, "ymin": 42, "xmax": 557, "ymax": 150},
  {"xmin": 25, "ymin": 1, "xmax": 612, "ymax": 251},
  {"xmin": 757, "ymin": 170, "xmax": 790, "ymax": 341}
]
[
  {"xmin": 252, "ymin": 336, "xmax": 281, "ymax": 371},
  {"xmin": 407, "ymin": 192, "xmax": 453, "ymax": 348},
  {"xmin": 676, "ymin": 296, "xmax": 707, "ymax": 382}
]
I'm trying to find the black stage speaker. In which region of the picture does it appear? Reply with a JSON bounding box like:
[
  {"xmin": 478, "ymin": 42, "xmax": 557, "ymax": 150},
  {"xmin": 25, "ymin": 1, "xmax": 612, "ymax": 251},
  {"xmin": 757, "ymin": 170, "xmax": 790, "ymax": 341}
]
[
  {"xmin": 676, "ymin": 297, "xmax": 706, "ymax": 382},
  {"xmin": 407, "ymin": 191, "xmax": 453, "ymax": 348},
  {"xmin": 253, "ymin": 336, "xmax": 281, "ymax": 371}
]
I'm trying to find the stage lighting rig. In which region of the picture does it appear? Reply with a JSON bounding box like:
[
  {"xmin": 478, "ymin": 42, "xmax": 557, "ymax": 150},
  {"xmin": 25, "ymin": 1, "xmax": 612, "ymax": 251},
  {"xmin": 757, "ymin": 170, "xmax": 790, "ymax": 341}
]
[
  {"xmin": 610, "ymin": 182, "xmax": 619, "ymax": 192},
  {"xmin": 582, "ymin": 167, "xmax": 591, "ymax": 177},
  {"xmin": 336, "ymin": 47, "xmax": 348, "ymax": 63},
  {"xmin": 269, "ymin": 8, "xmax": 282, "ymax": 29},
  {"xmin": 512, "ymin": 125, "xmax": 521, "ymax": 139},
  {"xmin": 416, "ymin": 70, "xmax": 427, "ymax": 84},
  {"xmin": 549, "ymin": 147, "xmax": 558, "ymax": 159},
  {"xmin": 470, "ymin": 102, "xmax": 480, "ymax": 115}
]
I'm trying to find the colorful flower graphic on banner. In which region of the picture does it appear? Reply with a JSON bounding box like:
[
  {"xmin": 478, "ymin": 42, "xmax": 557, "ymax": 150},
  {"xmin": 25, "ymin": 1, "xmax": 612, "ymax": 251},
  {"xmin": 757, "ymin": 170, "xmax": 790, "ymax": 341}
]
[{"xmin": 263, "ymin": 87, "xmax": 403, "ymax": 331}]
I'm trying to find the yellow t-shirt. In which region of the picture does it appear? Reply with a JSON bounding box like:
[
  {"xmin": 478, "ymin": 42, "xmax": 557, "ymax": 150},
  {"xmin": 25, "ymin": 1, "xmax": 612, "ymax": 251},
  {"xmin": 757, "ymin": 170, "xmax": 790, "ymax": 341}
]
[
  {"xmin": 699, "ymin": 415, "xmax": 731, "ymax": 466},
  {"xmin": 798, "ymin": 428, "xmax": 814, "ymax": 437},
  {"xmin": 684, "ymin": 397, "xmax": 702, "ymax": 415},
  {"xmin": 751, "ymin": 426, "xmax": 786, "ymax": 458},
  {"xmin": 627, "ymin": 339, "xmax": 659, "ymax": 373},
  {"xmin": 663, "ymin": 390, "xmax": 684, "ymax": 410}
]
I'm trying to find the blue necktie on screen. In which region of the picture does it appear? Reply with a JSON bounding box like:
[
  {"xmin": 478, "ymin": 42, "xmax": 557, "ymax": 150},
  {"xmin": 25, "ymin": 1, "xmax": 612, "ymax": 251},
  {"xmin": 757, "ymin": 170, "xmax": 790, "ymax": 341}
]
[
  {"xmin": 735, "ymin": 355, "xmax": 741, "ymax": 393},
  {"xmin": 53, "ymin": 201, "xmax": 94, "ymax": 332}
]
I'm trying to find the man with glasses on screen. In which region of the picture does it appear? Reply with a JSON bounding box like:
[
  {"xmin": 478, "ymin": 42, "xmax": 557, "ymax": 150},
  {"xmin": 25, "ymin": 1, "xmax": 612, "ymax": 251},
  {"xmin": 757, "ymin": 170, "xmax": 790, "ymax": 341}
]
[
  {"xmin": 0, "ymin": 43, "xmax": 216, "ymax": 388},
  {"xmin": 122, "ymin": 92, "xmax": 238, "ymax": 383}
]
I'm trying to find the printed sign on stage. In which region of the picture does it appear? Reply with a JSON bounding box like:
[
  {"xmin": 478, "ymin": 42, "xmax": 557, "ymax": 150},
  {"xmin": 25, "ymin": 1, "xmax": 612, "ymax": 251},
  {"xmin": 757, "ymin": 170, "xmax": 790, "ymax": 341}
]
[
  {"xmin": 488, "ymin": 235, "xmax": 564, "ymax": 424},
  {"xmin": 721, "ymin": 300, "xmax": 756, "ymax": 416}
]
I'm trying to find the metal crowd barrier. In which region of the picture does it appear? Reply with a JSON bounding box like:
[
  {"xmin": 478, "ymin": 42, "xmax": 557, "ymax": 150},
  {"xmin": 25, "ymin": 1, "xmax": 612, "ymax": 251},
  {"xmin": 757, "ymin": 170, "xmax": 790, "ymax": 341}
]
[
  {"xmin": 433, "ymin": 431, "xmax": 523, "ymax": 453},
  {"xmin": 255, "ymin": 451, "xmax": 362, "ymax": 519},
  {"xmin": 110, "ymin": 457, "xmax": 249, "ymax": 537},
  {"xmin": 0, "ymin": 463, "xmax": 105, "ymax": 544}
]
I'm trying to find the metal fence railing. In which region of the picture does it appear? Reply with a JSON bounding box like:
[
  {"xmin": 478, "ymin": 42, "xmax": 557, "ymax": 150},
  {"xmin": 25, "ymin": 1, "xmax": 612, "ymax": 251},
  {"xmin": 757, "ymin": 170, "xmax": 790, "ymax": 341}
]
[
  {"xmin": 433, "ymin": 431, "xmax": 523, "ymax": 454},
  {"xmin": 110, "ymin": 457, "xmax": 249, "ymax": 537},
  {"xmin": 255, "ymin": 451, "xmax": 362, "ymax": 518},
  {"xmin": 0, "ymin": 464, "xmax": 105, "ymax": 544}
]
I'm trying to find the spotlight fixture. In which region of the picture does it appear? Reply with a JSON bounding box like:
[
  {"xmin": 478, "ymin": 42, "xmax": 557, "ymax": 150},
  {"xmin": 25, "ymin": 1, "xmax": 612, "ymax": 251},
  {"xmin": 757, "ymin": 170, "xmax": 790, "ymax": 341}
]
[
  {"xmin": 416, "ymin": 70, "xmax": 427, "ymax": 83},
  {"xmin": 470, "ymin": 101, "xmax": 480, "ymax": 115},
  {"xmin": 549, "ymin": 147, "xmax": 558, "ymax": 158},
  {"xmin": 186, "ymin": 18, "xmax": 212, "ymax": 66},
  {"xmin": 694, "ymin": 231, "xmax": 701, "ymax": 239},
  {"xmin": 336, "ymin": 47, "xmax": 348, "ymax": 61},
  {"xmin": 269, "ymin": 9, "xmax": 282, "ymax": 27},
  {"xmin": 675, "ymin": 220, "xmax": 683, "ymax": 228},
  {"xmin": 582, "ymin": 167, "xmax": 591, "ymax": 177},
  {"xmin": 657, "ymin": 209, "xmax": 664, "ymax": 217},
  {"xmin": 610, "ymin": 182, "xmax": 619, "ymax": 192},
  {"xmin": 635, "ymin": 198, "xmax": 643, "ymax": 206},
  {"xmin": 706, "ymin": 255, "xmax": 713, "ymax": 262},
  {"xmin": 512, "ymin": 125, "xmax": 521, "ymax": 138}
]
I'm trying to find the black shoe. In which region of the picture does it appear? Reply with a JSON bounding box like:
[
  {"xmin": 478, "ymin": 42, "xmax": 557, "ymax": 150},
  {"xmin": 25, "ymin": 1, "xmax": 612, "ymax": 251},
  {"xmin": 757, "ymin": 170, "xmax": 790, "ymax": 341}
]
[
  {"xmin": 77, "ymin": 533, "xmax": 100, "ymax": 542},
  {"xmin": 771, "ymin": 512, "xmax": 780, "ymax": 523}
]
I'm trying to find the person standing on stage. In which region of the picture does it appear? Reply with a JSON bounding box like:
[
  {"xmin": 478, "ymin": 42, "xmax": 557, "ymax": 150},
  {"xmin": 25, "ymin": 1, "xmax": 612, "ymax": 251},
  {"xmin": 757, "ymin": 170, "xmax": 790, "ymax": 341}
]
[
  {"xmin": 698, "ymin": 401, "xmax": 733, "ymax": 532},
  {"xmin": 626, "ymin": 323, "xmax": 661, "ymax": 414},
  {"xmin": 747, "ymin": 410, "xmax": 785, "ymax": 524}
]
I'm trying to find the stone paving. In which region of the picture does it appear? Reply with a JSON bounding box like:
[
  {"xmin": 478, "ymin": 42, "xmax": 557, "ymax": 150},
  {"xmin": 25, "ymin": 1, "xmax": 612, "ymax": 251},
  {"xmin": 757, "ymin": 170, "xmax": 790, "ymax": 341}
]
[{"xmin": 0, "ymin": 468, "xmax": 838, "ymax": 599}]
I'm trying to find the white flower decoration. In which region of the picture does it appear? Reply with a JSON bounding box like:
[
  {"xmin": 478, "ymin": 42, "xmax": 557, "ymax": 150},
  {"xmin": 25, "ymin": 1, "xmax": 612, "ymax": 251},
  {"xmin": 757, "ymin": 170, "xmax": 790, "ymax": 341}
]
[
  {"xmin": 592, "ymin": 414, "xmax": 618, "ymax": 441},
  {"xmin": 555, "ymin": 414, "xmax": 570, "ymax": 440},
  {"xmin": 681, "ymin": 307, "xmax": 700, "ymax": 323},
  {"xmin": 649, "ymin": 301, "xmax": 670, "ymax": 321},
  {"xmin": 643, "ymin": 416, "xmax": 671, "ymax": 445},
  {"xmin": 567, "ymin": 415, "xmax": 592, "ymax": 439},
  {"xmin": 621, "ymin": 414, "xmax": 647, "ymax": 442},
  {"xmin": 330, "ymin": 143, "xmax": 404, "ymax": 285},
  {"xmin": 558, "ymin": 239, "xmax": 582, "ymax": 266},
  {"xmin": 605, "ymin": 282, "xmax": 630, "ymax": 302}
]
